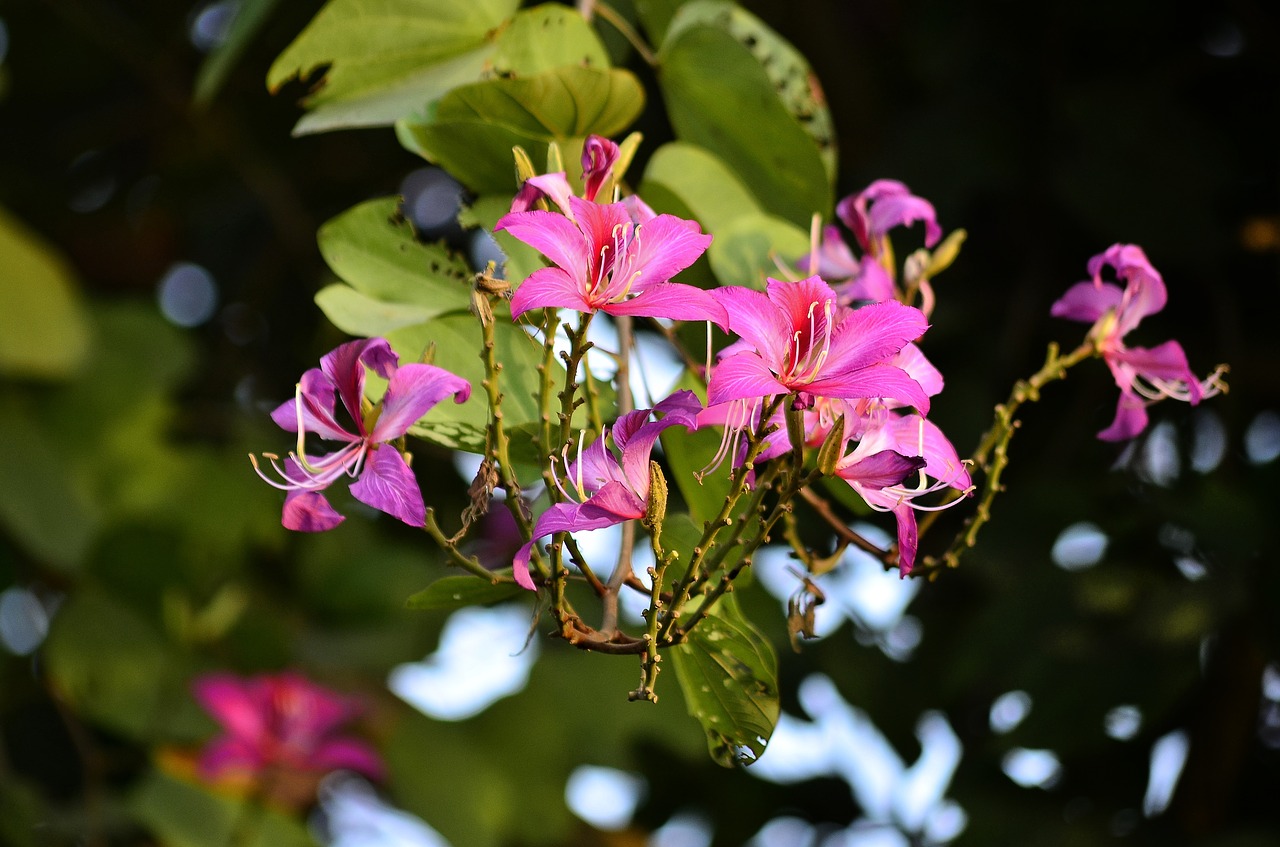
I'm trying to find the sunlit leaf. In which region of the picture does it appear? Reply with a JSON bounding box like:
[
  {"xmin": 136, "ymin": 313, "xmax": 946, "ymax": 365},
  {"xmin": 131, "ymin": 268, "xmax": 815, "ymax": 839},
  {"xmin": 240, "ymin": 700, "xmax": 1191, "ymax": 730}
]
[
  {"xmin": 639, "ymin": 141, "xmax": 761, "ymax": 233},
  {"xmin": 397, "ymin": 66, "xmax": 644, "ymax": 193},
  {"xmin": 670, "ymin": 593, "xmax": 780, "ymax": 767},
  {"xmin": 663, "ymin": 1, "xmax": 836, "ymax": 179},
  {"xmin": 491, "ymin": 4, "xmax": 610, "ymax": 76},
  {"xmin": 707, "ymin": 212, "xmax": 810, "ymax": 289},
  {"xmin": 267, "ymin": 0, "xmax": 520, "ymax": 135},
  {"xmin": 318, "ymin": 197, "xmax": 474, "ymax": 308},
  {"xmin": 406, "ymin": 575, "xmax": 523, "ymax": 610},
  {"xmin": 658, "ymin": 4, "xmax": 833, "ymax": 225},
  {"xmin": 0, "ymin": 206, "xmax": 89, "ymax": 378}
]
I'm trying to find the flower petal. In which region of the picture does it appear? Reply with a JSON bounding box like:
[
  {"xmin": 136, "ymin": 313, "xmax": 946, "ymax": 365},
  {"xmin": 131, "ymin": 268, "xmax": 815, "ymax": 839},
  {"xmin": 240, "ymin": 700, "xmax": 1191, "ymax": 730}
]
[
  {"xmin": 321, "ymin": 338, "xmax": 397, "ymax": 425},
  {"xmin": 822, "ymin": 300, "xmax": 928, "ymax": 375},
  {"xmin": 710, "ymin": 285, "xmax": 791, "ymax": 369},
  {"xmin": 370, "ymin": 364, "xmax": 471, "ymax": 441},
  {"xmin": 707, "ymin": 352, "xmax": 792, "ymax": 407},
  {"xmin": 309, "ymin": 738, "xmax": 385, "ymax": 779},
  {"xmin": 494, "ymin": 209, "xmax": 589, "ymax": 279},
  {"xmin": 1098, "ymin": 390, "xmax": 1149, "ymax": 442},
  {"xmin": 836, "ymin": 449, "xmax": 926, "ymax": 490},
  {"xmin": 510, "ymin": 267, "xmax": 594, "ymax": 318},
  {"xmin": 283, "ymin": 490, "xmax": 346, "ymax": 532},
  {"xmin": 193, "ymin": 674, "xmax": 267, "ymax": 741},
  {"xmin": 807, "ymin": 362, "xmax": 931, "ymax": 414},
  {"xmin": 349, "ymin": 446, "xmax": 426, "ymax": 527},
  {"xmin": 613, "ymin": 213, "xmax": 712, "ymax": 295},
  {"xmin": 604, "ymin": 282, "xmax": 728, "ymax": 327},
  {"xmin": 1050, "ymin": 280, "xmax": 1123, "ymax": 324}
]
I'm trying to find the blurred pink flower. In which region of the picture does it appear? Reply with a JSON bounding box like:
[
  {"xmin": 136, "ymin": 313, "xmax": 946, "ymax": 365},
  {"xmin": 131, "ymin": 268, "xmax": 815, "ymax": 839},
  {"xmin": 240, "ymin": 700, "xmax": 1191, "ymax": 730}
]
[{"xmin": 192, "ymin": 672, "xmax": 384, "ymax": 788}]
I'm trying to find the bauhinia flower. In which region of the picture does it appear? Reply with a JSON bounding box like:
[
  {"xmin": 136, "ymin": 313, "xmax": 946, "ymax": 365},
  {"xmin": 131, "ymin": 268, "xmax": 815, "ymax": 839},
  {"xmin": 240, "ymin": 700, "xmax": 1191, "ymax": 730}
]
[
  {"xmin": 835, "ymin": 412, "xmax": 972, "ymax": 576},
  {"xmin": 1051, "ymin": 243, "xmax": 1225, "ymax": 441},
  {"xmin": 837, "ymin": 179, "xmax": 943, "ymax": 258},
  {"xmin": 801, "ymin": 180, "xmax": 945, "ymax": 311},
  {"xmin": 192, "ymin": 671, "xmax": 383, "ymax": 805},
  {"xmin": 707, "ymin": 276, "xmax": 931, "ymax": 413},
  {"xmin": 512, "ymin": 391, "xmax": 701, "ymax": 590},
  {"xmin": 252, "ymin": 337, "xmax": 470, "ymax": 531},
  {"xmin": 494, "ymin": 196, "xmax": 727, "ymax": 326}
]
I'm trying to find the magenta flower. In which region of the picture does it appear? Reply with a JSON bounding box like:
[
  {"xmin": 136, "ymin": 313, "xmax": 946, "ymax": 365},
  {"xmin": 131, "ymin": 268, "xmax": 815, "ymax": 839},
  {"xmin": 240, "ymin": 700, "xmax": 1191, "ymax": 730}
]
[
  {"xmin": 252, "ymin": 337, "xmax": 470, "ymax": 531},
  {"xmin": 1051, "ymin": 244, "xmax": 1224, "ymax": 441},
  {"xmin": 707, "ymin": 276, "xmax": 931, "ymax": 413},
  {"xmin": 494, "ymin": 197, "xmax": 727, "ymax": 326},
  {"xmin": 192, "ymin": 672, "xmax": 383, "ymax": 786},
  {"xmin": 837, "ymin": 179, "xmax": 942, "ymax": 256},
  {"xmin": 835, "ymin": 412, "xmax": 971, "ymax": 576},
  {"xmin": 580, "ymin": 135, "xmax": 620, "ymax": 201},
  {"xmin": 512, "ymin": 391, "xmax": 701, "ymax": 590}
]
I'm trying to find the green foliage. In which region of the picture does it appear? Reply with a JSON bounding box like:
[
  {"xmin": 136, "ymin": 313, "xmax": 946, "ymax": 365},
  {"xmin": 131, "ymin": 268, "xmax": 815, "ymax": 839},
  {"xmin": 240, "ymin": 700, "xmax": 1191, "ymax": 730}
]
[
  {"xmin": 314, "ymin": 198, "xmax": 474, "ymax": 336},
  {"xmin": 658, "ymin": 1, "xmax": 834, "ymax": 225},
  {"xmin": 397, "ymin": 66, "xmax": 644, "ymax": 193},
  {"xmin": 406, "ymin": 575, "xmax": 524, "ymax": 610},
  {"xmin": 130, "ymin": 771, "xmax": 313, "ymax": 847},
  {"xmin": 670, "ymin": 594, "xmax": 780, "ymax": 767},
  {"xmin": 0, "ymin": 205, "xmax": 89, "ymax": 379},
  {"xmin": 267, "ymin": 0, "xmax": 520, "ymax": 134}
]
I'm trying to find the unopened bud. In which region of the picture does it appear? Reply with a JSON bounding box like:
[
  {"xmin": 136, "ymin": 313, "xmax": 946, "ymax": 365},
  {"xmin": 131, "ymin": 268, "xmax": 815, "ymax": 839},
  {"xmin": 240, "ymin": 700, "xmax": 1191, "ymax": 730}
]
[
  {"xmin": 924, "ymin": 228, "xmax": 967, "ymax": 278},
  {"xmin": 815, "ymin": 414, "xmax": 847, "ymax": 476}
]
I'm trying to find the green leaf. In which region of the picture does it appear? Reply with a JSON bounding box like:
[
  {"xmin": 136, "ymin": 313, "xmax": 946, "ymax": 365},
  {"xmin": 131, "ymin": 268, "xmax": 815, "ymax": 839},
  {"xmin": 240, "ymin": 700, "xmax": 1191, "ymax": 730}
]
[
  {"xmin": 663, "ymin": 1, "xmax": 836, "ymax": 180},
  {"xmin": 491, "ymin": 3, "xmax": 610, "ymax": 76},
  {"xmin": 130, "ymin": 770, "xmax": 313, "ymax": 847},
  {"xmin": 42, "ymin": 591, "xmax": 180, "ymax": 740},
  {"xmin": 267, "ymin": 0, "xmax": 519, "ymax": 135},
  {"xmin": 670, "ymin": 594, "xmax": 780, "ymax": 767},
  {"xmin": 193, "ymin": 0, "xmax": 282, "ymax": 106},
  {"xmin": 0, "ymin": 206, "xmax": 89, "ymax": 378},
  {"xmin": 707, "ymin": 212, "xmax": 810, "ymax": 289},
  {"xmin": 397, "ymin": 66, "xmax": 644, "ymax": 193},
  {"xmin": 318, "ymin": 198, "xmax": 474, "ymax": 308},
  {"xmin": 406, "ymin": 575, "xmax": 524, "ymax": 610},
  {"xmin": 639, "ymin": 141, "xmax": 761, "ymax": 232},
  {"xmin": 658, "ymin": 5, "xmax": 833, "ymax": 226},
  {"xmin": 385, "ymin": 315, "xmax": 541, "ymax": 454}
]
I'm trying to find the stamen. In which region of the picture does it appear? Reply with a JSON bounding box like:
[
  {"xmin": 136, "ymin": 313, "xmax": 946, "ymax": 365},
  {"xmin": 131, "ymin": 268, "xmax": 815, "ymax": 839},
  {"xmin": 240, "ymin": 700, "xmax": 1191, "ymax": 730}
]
[{"xmin": 574, "ymin": 429, "xmax": 587, "ymax": 500}]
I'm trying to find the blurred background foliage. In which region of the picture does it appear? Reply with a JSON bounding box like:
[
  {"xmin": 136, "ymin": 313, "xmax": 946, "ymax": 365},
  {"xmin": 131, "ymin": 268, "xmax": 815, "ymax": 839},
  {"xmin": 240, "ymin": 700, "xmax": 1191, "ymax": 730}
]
[{"xmin": 0, "ymin": 0, "xmax": 1278, "ymax": 845}]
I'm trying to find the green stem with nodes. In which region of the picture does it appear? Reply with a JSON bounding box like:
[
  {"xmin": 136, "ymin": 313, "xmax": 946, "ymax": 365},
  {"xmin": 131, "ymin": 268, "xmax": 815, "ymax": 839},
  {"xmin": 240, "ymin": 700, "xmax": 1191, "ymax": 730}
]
[
  {"xmin": 658, "ymin": 395, "xmax": 785, "ymax": 643},
  {"xmin": 475, "ymin": 291, "xmax": 545, "ymax": 584},
  {"xmin": 424, "ymin": 510, "xmax": 512, "ymax": 583},
  {"xmin": 557, "ymin": 315, "xmax": 597, "ymax": 449},
  {"xmin": 633, "ymin": 463, "xmax": 674, "ymax": 702},
  {"xmin": 600, "ymin": 314, "xmax": 636, "ymax": 636},
  {"xmin": 918, "ymin": 339, "xmax": 1096, "ymax": 573},
  {"xmin": 536, "ymin": 310, "xmax": 563, "ymax": 497},
  {"xmin": 680, "ymin": 465, "xmax": 817, "ymax": 638}
]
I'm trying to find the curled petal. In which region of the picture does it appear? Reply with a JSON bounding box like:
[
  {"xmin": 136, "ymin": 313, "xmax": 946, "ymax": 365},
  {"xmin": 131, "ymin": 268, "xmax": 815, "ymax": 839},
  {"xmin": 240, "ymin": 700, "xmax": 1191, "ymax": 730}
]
[
  {"xmin": 1098, "ymin": 390, "xmax": 1150, "ymax": 442},
  {"xmin": 321, "ymin": 338, "xmax": 397, "ymax": 424},
  {"xmin": 837, "ymin": 449, "xmax": 927, "ymax": 490}
]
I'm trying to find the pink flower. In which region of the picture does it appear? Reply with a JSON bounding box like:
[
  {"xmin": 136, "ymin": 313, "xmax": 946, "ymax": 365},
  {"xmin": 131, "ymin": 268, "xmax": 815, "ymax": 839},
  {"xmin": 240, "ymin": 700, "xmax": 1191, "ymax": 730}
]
[
  {"xmin": 192, "ymin": 672, "xmax": 383, "ymax": 786},
  {"xmin": 1051, "ymin": 244, "xmax": 1224, "ymax": 441},
  {"xmin": 707, "ymin": 276, "xmax": 931, "ymax": 413},
  {"xmin": 252, "ymin": 338, "xmax": 470, "ymax": 531},
  {"xmin": 837, "ymin": 179, "xmax": 942, "ymax": 256},
  {"xmin": 494, "ymin": 197, "xmax": 727, "ymax": 326},
  {"xmin": 835, "ymin": 412, "xmax": 972, "ymax": 576},
  {"xmin": 513, "ymin": 391, "xmax": 701, "ymax": 590}
]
